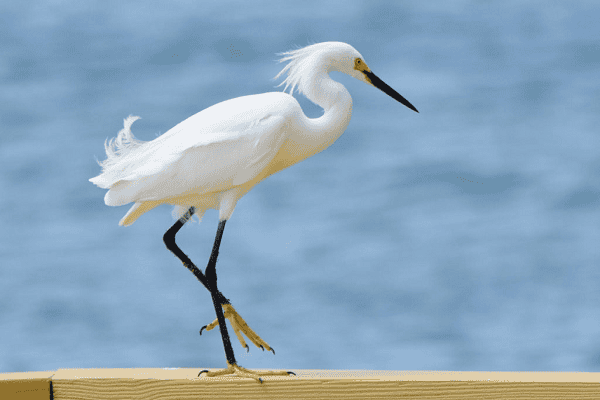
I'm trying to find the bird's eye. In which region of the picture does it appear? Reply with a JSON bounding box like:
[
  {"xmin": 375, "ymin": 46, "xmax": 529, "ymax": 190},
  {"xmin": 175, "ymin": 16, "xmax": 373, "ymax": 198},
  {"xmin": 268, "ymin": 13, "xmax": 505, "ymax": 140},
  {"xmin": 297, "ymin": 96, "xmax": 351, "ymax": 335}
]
[{"xmin": 354, "ymin": 58, "xmax": 364, "ymax": 71}]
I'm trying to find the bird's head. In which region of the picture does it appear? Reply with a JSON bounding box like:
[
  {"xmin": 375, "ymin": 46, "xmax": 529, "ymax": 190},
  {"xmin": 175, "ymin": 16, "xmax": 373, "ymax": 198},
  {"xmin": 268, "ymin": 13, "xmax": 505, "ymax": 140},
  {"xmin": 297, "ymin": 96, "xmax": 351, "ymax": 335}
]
[
  {"xmin": 337, "ymin": 44, "xmax": 419, "ymax": 113},
  {"xmin": 277, "ymin": 42, "xmax": 418, "ymax": 113}
]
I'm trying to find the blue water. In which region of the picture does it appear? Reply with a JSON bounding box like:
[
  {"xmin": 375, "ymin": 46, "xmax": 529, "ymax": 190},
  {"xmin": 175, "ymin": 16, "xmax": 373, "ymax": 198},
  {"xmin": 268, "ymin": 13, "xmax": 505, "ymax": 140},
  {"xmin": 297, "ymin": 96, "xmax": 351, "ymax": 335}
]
[{"xmin": 1, "ymin": 1, "xmax": 599, "ymax": 374}]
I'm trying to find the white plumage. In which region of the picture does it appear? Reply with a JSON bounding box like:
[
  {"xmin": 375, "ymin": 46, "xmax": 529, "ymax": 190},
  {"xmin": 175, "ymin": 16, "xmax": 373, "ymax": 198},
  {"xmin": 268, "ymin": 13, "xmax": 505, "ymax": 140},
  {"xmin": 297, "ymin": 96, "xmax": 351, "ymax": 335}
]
[{"xmin": 90, "ymin": 41, "xmax": 416, "ymax": 227}]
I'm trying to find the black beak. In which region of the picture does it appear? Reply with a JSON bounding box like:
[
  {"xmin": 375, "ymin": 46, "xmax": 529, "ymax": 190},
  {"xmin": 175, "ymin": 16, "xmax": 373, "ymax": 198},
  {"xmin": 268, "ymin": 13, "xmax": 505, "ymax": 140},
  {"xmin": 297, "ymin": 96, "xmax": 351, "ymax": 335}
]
[{"xmin": 363, "ymin": 70, "xmax": 418, "ymax": 113}]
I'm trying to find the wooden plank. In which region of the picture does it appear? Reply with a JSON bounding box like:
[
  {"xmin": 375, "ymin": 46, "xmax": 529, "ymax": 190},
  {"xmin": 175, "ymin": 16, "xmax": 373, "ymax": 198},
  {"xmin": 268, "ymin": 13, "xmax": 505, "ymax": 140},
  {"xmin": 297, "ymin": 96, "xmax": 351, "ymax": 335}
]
[
  {"xmin": 0, "ymin": 371, "xmax": 53, "ymax": 400},
  {"xmin": 2, "ymin": 369, "xmax": 600, "ymax": 399}
]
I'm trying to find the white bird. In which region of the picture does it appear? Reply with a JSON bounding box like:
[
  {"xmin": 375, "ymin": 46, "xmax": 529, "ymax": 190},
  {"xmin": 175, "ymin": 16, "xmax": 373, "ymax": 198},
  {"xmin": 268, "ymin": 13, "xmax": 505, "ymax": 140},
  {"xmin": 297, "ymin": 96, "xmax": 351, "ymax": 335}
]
[{"xmin": 90, "ymin": 41, "xmax": 418, "ymax": 381}]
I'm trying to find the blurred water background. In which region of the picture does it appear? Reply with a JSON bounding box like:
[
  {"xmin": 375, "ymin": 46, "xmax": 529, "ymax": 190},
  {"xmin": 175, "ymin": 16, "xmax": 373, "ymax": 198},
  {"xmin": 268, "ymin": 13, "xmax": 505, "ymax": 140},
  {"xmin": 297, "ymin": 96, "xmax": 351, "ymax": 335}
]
[{"xmin": 1, "ymin": 1, "xmax": 599, "ymax": 373}]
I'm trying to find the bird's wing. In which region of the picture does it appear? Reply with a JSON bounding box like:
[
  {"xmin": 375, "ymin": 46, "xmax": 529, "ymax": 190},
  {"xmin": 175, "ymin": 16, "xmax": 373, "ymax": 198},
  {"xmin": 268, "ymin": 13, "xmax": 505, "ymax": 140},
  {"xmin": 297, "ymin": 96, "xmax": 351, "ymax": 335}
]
[{"xmin": 100, "ymin": 92, "xmax": 301, "ymax": 206}]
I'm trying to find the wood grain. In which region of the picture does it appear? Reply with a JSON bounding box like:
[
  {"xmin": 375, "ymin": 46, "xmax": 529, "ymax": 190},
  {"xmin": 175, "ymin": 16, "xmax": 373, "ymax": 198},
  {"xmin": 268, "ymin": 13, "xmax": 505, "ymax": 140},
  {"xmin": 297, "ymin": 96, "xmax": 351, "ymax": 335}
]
[{"xmin": 2, "ymin": 368, "xmax": 599, "ymax": 399}]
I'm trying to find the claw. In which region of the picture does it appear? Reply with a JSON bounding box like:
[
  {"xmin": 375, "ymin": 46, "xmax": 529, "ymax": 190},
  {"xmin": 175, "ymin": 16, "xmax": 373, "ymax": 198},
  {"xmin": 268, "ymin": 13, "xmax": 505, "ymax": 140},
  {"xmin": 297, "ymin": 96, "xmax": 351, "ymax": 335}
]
[
  {"xmin": 271, "ymin": 348, "xmax": 276, "ymax": 355},
  {"xmin": 199, "ymin": 363, "xmax": 291, "ymax": 382},
  {"xmin": 198, "ymin": 369, "xmax": 209, "ymax": 377},
  {"xmin": 287, "ymin": 371, "xmax": 296, "ymax": 376},
  {"xmin": 203, "ymin": 304, "xmax": 275, "ymax": 357}
]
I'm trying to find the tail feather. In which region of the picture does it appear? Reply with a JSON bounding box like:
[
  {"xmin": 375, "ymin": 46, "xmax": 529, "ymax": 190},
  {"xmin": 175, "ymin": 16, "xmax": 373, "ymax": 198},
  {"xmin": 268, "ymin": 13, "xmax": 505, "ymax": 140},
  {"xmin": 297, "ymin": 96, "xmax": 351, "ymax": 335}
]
[
  {"xmin": 119, "ymin": 201, "xmax": 161, "ymax": 226},
  {"xmin": 89, "ymin": 115, "xmax": 144, "ymax": 189},
  {"xmin": 101, "ymin": 115, "xmax": 143, "ymax": 169}
]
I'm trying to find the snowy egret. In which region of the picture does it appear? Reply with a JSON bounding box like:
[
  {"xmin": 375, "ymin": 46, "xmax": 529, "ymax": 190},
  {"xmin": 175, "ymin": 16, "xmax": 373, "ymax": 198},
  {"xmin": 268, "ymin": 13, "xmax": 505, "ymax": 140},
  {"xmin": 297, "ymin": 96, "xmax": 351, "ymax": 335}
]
[{"xmin": 90, "ymin": 41, "xmax": 418, "ymax": 381}]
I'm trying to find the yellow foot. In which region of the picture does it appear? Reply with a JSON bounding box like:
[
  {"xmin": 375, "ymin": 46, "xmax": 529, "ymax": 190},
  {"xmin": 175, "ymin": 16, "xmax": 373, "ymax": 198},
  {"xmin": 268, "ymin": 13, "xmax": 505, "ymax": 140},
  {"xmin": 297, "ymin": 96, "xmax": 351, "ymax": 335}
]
[
  {"xmin": 200, "ymin": 304, "xmax": 275, "ymax": 353},
  {"xmin": 199, "ymin": 362, "xmax": 295, "ymax": 383}
]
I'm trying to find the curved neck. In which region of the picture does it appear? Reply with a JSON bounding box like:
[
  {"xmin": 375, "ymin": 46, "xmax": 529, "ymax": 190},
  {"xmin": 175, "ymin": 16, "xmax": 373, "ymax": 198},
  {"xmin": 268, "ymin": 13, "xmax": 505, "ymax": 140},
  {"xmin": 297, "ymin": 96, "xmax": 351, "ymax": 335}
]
[{"xmin": 297, "ymin": 71, "xmax": 353, "ymax": 156}]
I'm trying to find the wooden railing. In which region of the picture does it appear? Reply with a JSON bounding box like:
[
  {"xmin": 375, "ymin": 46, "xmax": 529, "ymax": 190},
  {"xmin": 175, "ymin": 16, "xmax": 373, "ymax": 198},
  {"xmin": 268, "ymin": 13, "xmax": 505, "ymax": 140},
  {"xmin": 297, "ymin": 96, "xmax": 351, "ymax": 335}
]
[{"xmin": 2, "ymin": 368, "xmax": 599, "ymax": 399}]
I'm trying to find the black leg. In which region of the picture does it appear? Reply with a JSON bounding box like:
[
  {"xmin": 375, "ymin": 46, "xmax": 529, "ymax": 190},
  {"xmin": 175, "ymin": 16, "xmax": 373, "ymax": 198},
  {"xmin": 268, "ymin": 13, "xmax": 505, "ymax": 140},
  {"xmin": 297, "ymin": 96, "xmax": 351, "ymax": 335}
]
[
  {"xmin": 163, "ymin": 208, "xmax": 237, "ymax": 366},
  {"xmin": 205, "ymin": 220, "xmax": 239, "ymax": 365},
  {"xmin": 163, "ymin": 207, "xmax": 208, "ymax": 290}
]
